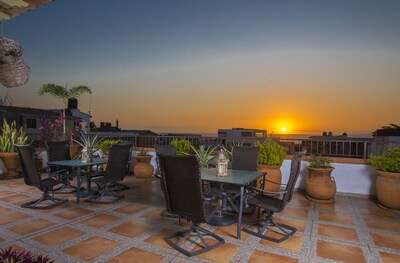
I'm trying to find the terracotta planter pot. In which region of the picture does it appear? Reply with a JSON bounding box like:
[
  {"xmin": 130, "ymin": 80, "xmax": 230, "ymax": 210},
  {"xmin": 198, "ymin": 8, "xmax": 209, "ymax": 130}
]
[
  {"xmin": 69, "ymin": 144, "xmax": 80, "ymax": 159},
  {"xmin": 305, "ymin": 166, "xmax": 336, "ymax": 203},
  {"xmin": 376, "ymin": 170, "xmax": 400, "ymax": 212},
  {"xmin": 102, "ymin": 153, "xmax": 109, "ymax": 170},
  {"xmin": 134, "ymin": 156, "xmax": 154, "ymax": 181},
  {"xmin": 257, "ymin": 164, "xmax": 282, "ymax": 193},
  {"xmin": 0, "ymin": 152, "xmax": 21, "ymax": 179}
]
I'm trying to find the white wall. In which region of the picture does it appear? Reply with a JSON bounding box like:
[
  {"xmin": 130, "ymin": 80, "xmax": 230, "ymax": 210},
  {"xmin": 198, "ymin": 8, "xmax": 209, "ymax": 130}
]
[{"xmin": 280, "ymin": 159, "xmax": 378, "ymax": 196}]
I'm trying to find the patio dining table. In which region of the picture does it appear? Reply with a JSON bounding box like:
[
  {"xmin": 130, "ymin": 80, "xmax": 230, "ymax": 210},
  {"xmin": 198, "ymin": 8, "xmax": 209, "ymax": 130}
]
[
  {"xmin": 201, "ymin": 168, "xmax": 265, "ymax": 239},
  {"xmin": 47, "ymin": 158, "xmax": 107, "ymax": 203}
]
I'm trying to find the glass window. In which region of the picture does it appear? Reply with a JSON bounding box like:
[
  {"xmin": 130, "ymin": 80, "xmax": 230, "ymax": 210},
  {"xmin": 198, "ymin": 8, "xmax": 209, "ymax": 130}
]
[{"xmin": 26, "ymin": 118, "xmax": 37, "ymax": 129}]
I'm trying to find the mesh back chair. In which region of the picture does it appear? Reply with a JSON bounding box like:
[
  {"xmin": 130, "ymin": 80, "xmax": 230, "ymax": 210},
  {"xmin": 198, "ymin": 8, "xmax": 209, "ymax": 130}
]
[
  {"xmin": 159, "ymin": 154, "xmax": 224, "ymax": 257},
  {"xmin": 86, "ymin": 144, "xmax": 131, "ymax": 204},
  {"xmin": 105, "ymin": 141, "xmax": 133, "ymax": 191},
  {"xmin": 155, "ymin": 145, "xmax": 178, "ymax": 218},
  {"xmin": 242, "ymin": 151, "xmax": 305, "ymax": 243},
  {"xmin": 46, "ymin": 141, "xmax": 78, "ymax": 194},
  {"xmin": 223, "ymin": 147, "xmax": 259, "ymax": 214},
  {"xmin": 15, "ymin": 145, "xmax": 68, "ymax": 209}
]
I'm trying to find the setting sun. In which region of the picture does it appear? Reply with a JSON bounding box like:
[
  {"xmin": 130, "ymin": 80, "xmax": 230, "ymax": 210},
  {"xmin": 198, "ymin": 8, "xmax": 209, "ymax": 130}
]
[{"xmin": 281, "ymin": 127, "xmax": 287, "ymax": 132}]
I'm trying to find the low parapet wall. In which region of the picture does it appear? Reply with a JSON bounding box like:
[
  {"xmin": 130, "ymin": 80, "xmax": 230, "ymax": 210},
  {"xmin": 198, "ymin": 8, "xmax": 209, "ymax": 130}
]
[{"xmin": 281, "ymin": 158, "xmax": 377, "ymax": 197}]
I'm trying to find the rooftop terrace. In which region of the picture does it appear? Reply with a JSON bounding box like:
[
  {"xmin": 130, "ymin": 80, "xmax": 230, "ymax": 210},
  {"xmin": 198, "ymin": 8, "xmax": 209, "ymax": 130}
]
[{"xmin": 1, "ymin": 175, "xmax": 399, "ymax": 263}]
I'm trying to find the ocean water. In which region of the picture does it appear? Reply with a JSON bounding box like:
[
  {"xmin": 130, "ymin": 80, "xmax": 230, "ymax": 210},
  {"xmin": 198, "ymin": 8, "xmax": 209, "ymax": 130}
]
[{"xmin": 199, "ymin": 133, "xmax": 372, "ymax": 139}]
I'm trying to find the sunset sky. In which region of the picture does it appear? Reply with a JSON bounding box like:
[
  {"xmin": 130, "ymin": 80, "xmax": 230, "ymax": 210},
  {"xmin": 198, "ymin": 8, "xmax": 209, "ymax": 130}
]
[{"xmin": 2, "ymin": 0, "xmax": 400, "ymax": 135}]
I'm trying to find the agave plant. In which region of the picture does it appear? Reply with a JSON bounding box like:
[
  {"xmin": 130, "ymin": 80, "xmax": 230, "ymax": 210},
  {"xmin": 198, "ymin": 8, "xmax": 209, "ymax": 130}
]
[
  {"xmin": 73, "ymin": 132, "xmax": 103, "ymax": 161},
  {"xmin": 220, "ymin": 141, "xmax": 245, "ymax": 166},
  {"xmin": 190, "ymin": 144, "xmax": 219, "ymax": 168},
  {"xmin": 0, "ymin": 246, "xmax": 54, "ymax": 263},
  {"xmin": 0, "ymin": 119, "xmax": 29, "ymax": 152}
]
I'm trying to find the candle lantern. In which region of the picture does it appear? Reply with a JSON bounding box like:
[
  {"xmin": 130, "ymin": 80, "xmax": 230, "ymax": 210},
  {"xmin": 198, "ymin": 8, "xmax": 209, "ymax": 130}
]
[
  {"xmin": 216, "ymin": 151, "xmax": 229, "ymax": 176},
  {"xmin": 81, "ymin": 146, "xmax": 89, "ymax": 163}
]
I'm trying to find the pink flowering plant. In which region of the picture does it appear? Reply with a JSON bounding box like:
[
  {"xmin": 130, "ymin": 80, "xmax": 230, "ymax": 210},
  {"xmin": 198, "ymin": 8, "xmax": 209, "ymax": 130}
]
[{"xmin": 38, "ymin": 111, "xmax": 82, "ymax": 143}]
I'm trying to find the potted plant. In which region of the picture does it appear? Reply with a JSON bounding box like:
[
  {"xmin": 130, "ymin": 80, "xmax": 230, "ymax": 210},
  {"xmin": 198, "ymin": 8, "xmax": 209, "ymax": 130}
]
[
  {"xmin": 73, "ymin": 133, "xmax": 102, "ymax": 163},
  {"xmin": 257, "ymin": 136, "xmax": 287, "ymax": 192},
  {"xmin": 370, "ymin": 145, "xmax": 400, "ymax": 212},
  {"xmin": 190, "ymin": 144, "xmax": 218, "ymax": 168},
  {"xmin": 170, "ymin": 139, "xmax": 193, "ymax": 156},
  {"xmin": 0, "ymin": 246, "xmax": 54, "ymax": 263},
  {"xmin": 98, "ymin": 139, "xmax": 120, "ymax": 170},
  {"xmin": 0, "ymin": 120, "xmax": 28, "ymax": 179},
  {"xmin": 98, "ymin": 139, "xmax": 120, "ymax": 157},
  {"xmin": 305, "ymin": 155, "xmax": 336, "ymax": 203},
  {"xmin": 134, "ymin": 149, "xmax": 154, "ymax": 181}
]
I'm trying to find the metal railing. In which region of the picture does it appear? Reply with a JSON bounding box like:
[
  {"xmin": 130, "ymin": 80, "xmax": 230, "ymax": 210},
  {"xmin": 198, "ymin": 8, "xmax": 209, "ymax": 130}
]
[{"xmin": 88, "ymin": 133, "xmax": 377, "ymax": 159}]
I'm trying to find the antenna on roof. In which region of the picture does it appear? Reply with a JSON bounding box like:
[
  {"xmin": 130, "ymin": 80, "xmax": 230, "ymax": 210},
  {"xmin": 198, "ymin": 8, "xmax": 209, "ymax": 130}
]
[{"xmin": 88, "ymin": 93, "xmax": 92, "ymax": 115}]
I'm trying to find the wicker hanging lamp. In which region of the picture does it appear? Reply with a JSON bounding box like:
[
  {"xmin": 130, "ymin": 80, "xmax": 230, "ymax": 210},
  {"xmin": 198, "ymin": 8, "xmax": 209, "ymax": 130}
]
[{"xmin": 0, "ymin": 37, "xmax": 30, "ymax": 88}]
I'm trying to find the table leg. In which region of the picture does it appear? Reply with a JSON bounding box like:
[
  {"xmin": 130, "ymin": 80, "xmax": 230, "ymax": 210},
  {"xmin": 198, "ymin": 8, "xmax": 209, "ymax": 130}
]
[
  {"xmin": 76, "ymin": 168, "xmax": 81, "ymax": 203},
  {"xmin": 237, "ymin": 186, "xmax": 244, "ymax": 239}
]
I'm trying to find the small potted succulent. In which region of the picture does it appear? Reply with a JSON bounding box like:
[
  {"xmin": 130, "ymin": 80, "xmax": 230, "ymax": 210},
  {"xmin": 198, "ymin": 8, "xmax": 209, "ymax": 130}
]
[
  {"xmin": 305, "ymin": 155, "xmax": 336, "ymax": 203},
  {"xmin": 134, "ymin": 149, "xmax": 154, "ymax": 181},
  {"xmin": 370, "ymin": 145, "xmax": 400, "ymax": 212}
]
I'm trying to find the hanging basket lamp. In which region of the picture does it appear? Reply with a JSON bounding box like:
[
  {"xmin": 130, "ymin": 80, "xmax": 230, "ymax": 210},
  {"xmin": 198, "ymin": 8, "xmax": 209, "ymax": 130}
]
[{"xmin": 0, "ymin": 37, "xmax": 30, "ymax": 88}]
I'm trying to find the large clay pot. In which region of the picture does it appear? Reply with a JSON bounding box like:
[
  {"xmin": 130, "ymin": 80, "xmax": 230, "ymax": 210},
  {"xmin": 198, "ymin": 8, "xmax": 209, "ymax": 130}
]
[
  {"xmin": 69, "ymin": 144, "xmax": 80, "ymax": 159},
  {"xmin": 134, "ymin": 156, "xmax": 154, "ymax": 181},
  {"xmin": 0, "ymin": 152, "xmax": 21, "ymax": 179},
  {"xmin": 257, "ymin": 164, "xmax": 282, "ymax": 193},
  {"xmin": 305, "ymin": 166, "xmax": 336, "ymax": 203},
  {"xmin": 376, "ymin": 170, "xmax": 400, "ymax": 212}
]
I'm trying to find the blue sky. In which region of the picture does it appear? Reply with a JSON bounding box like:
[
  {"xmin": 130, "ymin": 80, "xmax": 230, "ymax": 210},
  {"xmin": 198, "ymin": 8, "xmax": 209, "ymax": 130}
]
[{"xmin": 2, "ymin": 0, "xmax": 400, "ymax": 134}]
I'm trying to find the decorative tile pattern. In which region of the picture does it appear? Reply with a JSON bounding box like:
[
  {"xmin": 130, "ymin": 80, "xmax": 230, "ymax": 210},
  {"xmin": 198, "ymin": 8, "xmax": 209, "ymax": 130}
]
[{"xmin": 0, "ymin": 176, "xmax": 399, "ymax": 262}]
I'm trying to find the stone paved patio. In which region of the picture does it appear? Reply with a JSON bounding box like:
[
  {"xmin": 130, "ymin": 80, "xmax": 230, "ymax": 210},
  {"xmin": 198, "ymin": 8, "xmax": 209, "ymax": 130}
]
[{"xmin": 0, "ymin": 175, "xmax": 400, "ymax": 262}]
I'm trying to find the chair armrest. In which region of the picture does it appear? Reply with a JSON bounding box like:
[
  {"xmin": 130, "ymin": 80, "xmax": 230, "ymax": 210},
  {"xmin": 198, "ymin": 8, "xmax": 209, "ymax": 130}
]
[
  {"xmin": 247, "ymin": 186, "xmax": 287, "ymax": 195},
  {"xmin": 42, "ymin": 168, "xmax": 69, "ymax": 176},
  {"xmin": 264, "ymin": 179, "xmax": 287, "ymax": 186}
]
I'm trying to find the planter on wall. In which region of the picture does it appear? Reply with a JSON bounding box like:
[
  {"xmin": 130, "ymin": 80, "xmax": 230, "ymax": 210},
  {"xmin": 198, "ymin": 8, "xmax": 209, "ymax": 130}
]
[
  {"xmin": 257, "ymin": 164, "xmax": 282, "ymax": 193},
  {"xmin": 0, "ymin": 152, "xmax": 21, "ymax": 179},
  {"xmin": 305, "ymin": 166, "xmax": 336, "ymax": 203},
  {"xmin": 375, "ymin": 170, "xmax": 400, "ymax": 213},
  {"xmin": 134, "ymin": 155, "xmax": 154, "ymax": 181}
]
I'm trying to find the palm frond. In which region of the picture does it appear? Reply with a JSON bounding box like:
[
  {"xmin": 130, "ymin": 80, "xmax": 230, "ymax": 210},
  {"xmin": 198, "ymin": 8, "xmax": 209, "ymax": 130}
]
[
  {"xmin": 69, "ymin": 85, "xmax": 92, "ymax": 99},
  {"xmin": 38, "ymin": 84, "xmax": 70, "ymax": 102}
]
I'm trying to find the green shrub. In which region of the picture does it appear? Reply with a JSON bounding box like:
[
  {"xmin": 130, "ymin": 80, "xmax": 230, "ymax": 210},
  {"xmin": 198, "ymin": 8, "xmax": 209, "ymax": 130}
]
[
  {"xmin": 307, "ymin": 155, "xmax": 333, "ymax": 168},
  {"xmin": 98, "ymin": 139, "xmax": 120, "ymax": 154},
  {"xmin": 0, "ymin": 120, "xmax": 28, "ymax": 152},
  {"xmin": 370, "ymin": 145, "xmax": 400, "ymax": 173},
  {"xmin": 170, "ymin": 139, "xmax": 193, "ymax": 156},
  {"xmin": 257, "ymin": 136, "xmax": 286, "ymax": 166}
]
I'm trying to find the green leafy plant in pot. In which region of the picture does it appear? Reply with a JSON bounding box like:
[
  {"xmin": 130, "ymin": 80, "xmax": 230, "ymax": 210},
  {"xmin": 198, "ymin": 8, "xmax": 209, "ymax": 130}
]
[
  {"xmin": 0, "ymin": 119, "xmax": 28, "ymax": 179},
  {"xmin": 370, "ymin": 145, "xmax": 400, "ymax": 212},
  {"xmin": 305, "ymin": 155, "xmax": 336, "ymax": 203},
  {"xmin": 256, "ymin": 136, "xmax": 287, "ymax": 192},
  {"xmin": 170, "ymin": 139, "xmax": 193, "ymax": 156}
]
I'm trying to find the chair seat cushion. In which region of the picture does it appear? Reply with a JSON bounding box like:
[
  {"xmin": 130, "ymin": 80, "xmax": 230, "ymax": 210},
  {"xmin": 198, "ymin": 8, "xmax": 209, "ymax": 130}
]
[
  {"xmin": 248, "ymin": 194, "xmax": 283, "ymax": 213},
  {"xmin": 90, "ymin": 175, "xmax": 114, "ymax": 185},
  {"xmin": 41, "ymin": 177, "xmax": 61, "ymax": 188}
]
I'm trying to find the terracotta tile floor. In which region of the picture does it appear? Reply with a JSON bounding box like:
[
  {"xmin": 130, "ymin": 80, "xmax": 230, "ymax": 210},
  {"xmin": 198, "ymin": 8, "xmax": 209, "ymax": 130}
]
[{"xmin": 1, "ymin": 176, "xmax": 400, "ymax": 262}]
